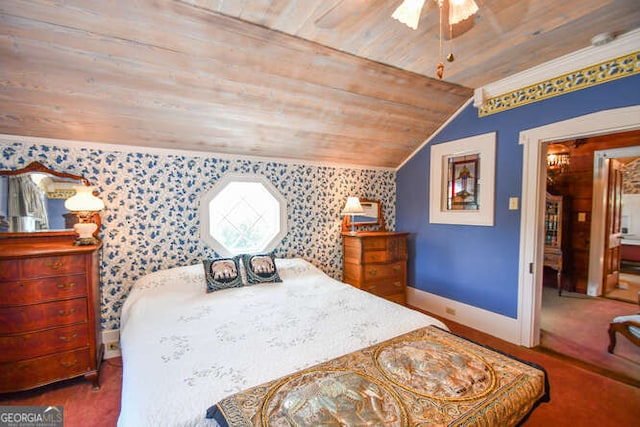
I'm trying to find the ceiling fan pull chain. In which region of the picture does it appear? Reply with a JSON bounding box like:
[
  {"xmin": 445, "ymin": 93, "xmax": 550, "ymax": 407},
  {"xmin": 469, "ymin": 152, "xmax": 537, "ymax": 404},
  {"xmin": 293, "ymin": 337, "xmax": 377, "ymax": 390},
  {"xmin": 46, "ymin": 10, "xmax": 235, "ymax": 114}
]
[
  {"xmin": 437, "ymin": 0, "xmax": 444, "ymax": 79},
  {"xmin": 447, "ymin": 11, "xmax": 455, "ymax": 63}
]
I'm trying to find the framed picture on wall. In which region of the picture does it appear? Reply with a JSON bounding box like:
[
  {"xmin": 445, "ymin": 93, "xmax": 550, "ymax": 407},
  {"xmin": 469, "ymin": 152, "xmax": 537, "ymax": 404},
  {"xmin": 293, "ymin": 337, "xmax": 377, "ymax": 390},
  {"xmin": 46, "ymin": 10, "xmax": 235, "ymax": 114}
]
[{"xmin": 429, "ymin": 132, "xmax": 496, "ymax": 226}]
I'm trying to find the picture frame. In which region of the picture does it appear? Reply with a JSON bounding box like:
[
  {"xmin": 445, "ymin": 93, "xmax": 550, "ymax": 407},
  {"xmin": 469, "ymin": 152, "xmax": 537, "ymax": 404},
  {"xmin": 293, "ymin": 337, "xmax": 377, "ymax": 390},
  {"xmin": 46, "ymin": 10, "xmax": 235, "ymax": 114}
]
[{"xmin": 429, "ymin": 132, "xmax": 496, "ymax": 226}]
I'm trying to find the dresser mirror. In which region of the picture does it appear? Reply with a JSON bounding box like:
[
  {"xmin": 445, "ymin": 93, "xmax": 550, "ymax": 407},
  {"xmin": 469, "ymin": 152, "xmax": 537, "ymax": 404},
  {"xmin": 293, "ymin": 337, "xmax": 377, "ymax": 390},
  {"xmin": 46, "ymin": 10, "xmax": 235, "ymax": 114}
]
[
  {"xmin": 341, "ymin": 198, "xmax": 386, "ymax": 232},
  {"xmin": 0, "ymin": 161, "xmax": 90, "ymax": 234}
]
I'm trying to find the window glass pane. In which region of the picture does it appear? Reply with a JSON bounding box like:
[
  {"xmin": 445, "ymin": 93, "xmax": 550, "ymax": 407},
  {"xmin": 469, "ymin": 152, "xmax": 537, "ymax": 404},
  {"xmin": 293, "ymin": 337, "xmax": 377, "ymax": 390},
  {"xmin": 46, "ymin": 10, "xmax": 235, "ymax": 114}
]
[{"xmin": 201, "ymin": 176, "xmax": 286, "ymax": 256}]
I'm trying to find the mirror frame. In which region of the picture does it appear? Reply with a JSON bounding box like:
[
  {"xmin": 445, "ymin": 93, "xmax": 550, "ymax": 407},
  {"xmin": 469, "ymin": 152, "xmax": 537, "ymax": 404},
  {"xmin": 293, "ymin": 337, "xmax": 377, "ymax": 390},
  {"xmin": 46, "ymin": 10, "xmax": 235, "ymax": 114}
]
[
  {"xmin": 0, "ymin": 161, "xmax": 99, "ymax": 238},
  {"xmin": 341, "ymin": 198, "xmax": 386, "ymax": 232}
]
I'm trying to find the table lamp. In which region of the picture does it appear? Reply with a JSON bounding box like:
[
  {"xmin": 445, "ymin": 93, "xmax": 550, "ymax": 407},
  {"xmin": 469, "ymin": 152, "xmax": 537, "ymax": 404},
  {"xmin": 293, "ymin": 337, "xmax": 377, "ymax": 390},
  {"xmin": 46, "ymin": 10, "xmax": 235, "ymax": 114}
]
[
  {"xmin": 342, "ymin": 196, "xmax": 364, "ymax": 235},
  {"xmin": 64, "ymin": 185, "xmax": 105, "ymax": 245}
]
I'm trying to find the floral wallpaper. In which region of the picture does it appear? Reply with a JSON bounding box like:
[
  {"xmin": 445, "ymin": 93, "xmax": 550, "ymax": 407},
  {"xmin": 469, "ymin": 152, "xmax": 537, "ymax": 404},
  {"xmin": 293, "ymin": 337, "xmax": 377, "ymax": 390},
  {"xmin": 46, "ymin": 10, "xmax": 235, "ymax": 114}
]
[
  {"xmin": 623, "ymin": 158, "xmax": 640, "ymax": 194},
  {"xmin": 0, "ymin": 140, "xmax": 397, "ymax": 330}
]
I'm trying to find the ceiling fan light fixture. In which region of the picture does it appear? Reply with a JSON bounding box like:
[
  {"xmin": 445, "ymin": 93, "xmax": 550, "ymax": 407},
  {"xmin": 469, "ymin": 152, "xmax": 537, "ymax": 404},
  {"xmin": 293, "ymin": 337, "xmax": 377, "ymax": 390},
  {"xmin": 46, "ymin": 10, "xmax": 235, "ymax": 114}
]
[
  {"xmin": 449, "ymin": 0, "xmax": 479, "ymax": 25},
  {"xmin": 391, "ymin": 0, "xmax": 427, "ymax": 30}
]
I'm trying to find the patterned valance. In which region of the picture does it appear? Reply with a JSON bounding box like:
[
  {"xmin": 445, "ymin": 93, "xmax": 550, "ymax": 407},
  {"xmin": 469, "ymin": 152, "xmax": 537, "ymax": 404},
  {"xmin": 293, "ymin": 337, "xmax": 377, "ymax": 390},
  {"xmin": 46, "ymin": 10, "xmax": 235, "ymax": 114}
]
[{"xmin": 478, "ymin": 51, "xmax": 640, "ymax": 117}]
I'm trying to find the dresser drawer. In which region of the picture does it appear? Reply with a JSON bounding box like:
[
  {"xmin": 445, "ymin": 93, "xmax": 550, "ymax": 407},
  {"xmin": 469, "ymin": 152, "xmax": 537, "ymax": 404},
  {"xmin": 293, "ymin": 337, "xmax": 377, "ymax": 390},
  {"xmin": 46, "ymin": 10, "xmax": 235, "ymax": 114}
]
[
  {"xmin": 363, "ymin": 250, "xmax": 392, "ymax": 263},
  {"xmin": 363, "ymin": 261, "xmax": 405, "ymax": 281},
  {"xmin": 362, "ymin": 237, "xmax": 387, "ymax": 251},
  {"xmin": 0, "ymin": 236, "xmax": 102, "ymax": 393},
  {"xmin": 0, "ymin": 347, "xmax": 91, "ymax": 393},
  {"xmin": 22, "ymin": 255, "xmax": 86, "ymax": 278},
  {"xmin": 0, "ymin": 259, "xmax": 18, "ymax": 281},
  {"xmin": 0, "ymin": 274, "xmax": 87, "ymax": 306},
  {"xmin": 0, "ymin": 324, "xmax": 89, "ymax": 362},
  {"xmin": 362, "ymin": 279, "xmax": 405, "ymax": 298},
  {"xmin": 0, "ymin": 298, "xmax": 87, "ymax": 333}
]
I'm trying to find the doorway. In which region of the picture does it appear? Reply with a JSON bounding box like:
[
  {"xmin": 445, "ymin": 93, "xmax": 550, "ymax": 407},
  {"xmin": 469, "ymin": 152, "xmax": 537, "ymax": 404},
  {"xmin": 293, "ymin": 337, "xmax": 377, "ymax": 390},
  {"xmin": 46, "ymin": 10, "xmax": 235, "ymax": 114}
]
[
  {"xmin": 543, "ymin": 142, "xmax": 640, "ymax": 298},
  {"xmin": 517, "ymin": 105, "xmax": 640, "ymax": 348},
  {"xmin": 538, "ymin": 141, "xmax": 640, "ymax": 382}
]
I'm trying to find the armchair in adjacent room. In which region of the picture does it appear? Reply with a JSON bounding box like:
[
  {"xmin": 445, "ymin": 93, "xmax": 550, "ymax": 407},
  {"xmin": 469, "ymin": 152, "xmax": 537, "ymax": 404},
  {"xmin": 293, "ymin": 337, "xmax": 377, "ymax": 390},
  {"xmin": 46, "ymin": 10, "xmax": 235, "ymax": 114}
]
[{"xmin": 607, "ymin": 292, "xmax": 640, "ymax": 353}]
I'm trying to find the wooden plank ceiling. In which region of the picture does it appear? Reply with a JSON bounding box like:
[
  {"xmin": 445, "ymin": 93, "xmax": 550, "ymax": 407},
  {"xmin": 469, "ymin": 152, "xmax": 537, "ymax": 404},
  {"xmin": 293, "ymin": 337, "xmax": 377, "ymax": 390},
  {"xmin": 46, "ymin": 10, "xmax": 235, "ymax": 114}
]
[{"xmin": 0, "ymin": 0, "xmax": 638, "ymax": 168}]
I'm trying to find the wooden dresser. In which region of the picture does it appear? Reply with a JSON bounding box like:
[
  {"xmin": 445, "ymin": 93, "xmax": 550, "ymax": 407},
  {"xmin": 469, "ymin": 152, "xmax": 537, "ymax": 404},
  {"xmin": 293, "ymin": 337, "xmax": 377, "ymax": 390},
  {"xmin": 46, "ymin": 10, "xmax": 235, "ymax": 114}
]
[
  {"xmin": 342, "ymin": 231, "xmax": 409, "ymax": 305},
  {"xmin": 0, "ymin": 233, "xmax": 103, "ymax": 393}
]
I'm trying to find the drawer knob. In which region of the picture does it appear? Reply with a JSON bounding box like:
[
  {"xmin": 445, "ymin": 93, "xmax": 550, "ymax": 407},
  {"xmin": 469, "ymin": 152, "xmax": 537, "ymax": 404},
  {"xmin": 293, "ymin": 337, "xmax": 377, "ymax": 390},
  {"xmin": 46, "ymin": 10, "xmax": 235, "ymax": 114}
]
[
  {"xmin": 60, "ymin": 359, "xmax": 78, "ymax": 368},
  {"xmin": 57, "ymin": 282, "xmax": 77, "ymax": 290},
  {"xmin": 368, "ymin": 269, "xmax": 377, "ymax": 276},
  {"xmin": 365, "ymin": 286, "xmax": 377, "ymax": 292},
  {"xmin": 59, "ymin": 333, "xmax": 78, "ymax": 342},
  {"xmin": 393, "ymin": 265, "xmax": 401, "ymax": 271},
  {"xmin": 47, "ymin": 260, "xmax": 65, "ymax": 270},
  {"xmin": 393, "ymin": 281, "xmax": 402, "ymax": 288},
  {"xmin": 58, "ymin": 308, "xmax": 76, "ymax": 316}
]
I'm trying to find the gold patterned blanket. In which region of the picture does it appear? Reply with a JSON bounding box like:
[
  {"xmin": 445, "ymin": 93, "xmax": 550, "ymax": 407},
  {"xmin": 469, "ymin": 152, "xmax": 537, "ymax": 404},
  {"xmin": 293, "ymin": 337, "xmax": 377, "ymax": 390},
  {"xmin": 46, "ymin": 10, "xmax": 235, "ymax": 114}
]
[{"xmin": 206, "ymin": 326, "xmax": 549, "ymax": 426}]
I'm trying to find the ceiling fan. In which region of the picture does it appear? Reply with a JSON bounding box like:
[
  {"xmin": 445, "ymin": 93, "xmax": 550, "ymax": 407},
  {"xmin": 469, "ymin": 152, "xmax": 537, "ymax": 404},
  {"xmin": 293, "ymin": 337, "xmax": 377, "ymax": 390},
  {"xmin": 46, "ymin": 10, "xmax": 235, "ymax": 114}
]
[
  {"xmin": 315, "ymin": 0, "xmax": 481, "ymax": 79},
  {"xmin": 315, "ymin": 0, "xmax": 479, "ymax": 40}
]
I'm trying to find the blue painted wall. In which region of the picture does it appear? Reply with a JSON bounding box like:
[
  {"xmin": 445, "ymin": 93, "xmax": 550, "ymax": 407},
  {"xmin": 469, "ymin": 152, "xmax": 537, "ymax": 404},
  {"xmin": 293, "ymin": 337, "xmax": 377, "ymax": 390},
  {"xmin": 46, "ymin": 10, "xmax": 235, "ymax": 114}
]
[{"xmin": 397, "ymin": 73, "xmax": 640, "ymax": 318}]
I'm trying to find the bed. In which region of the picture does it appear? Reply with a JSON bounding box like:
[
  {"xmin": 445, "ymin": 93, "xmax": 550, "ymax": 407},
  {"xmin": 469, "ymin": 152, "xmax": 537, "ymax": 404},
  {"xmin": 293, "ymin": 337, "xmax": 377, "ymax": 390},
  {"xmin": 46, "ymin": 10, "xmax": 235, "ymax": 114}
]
[{"xmin": 117, "ymin": 258, "xmax": 548, "ymax": 426}]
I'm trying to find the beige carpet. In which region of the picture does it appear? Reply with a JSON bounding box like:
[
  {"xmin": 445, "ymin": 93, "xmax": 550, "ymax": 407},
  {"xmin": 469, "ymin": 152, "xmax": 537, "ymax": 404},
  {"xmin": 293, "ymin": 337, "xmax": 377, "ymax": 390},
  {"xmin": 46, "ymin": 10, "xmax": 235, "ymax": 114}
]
[{"xmin": 540, "ymin": 286, "xmax": 640, "ymax": 385}]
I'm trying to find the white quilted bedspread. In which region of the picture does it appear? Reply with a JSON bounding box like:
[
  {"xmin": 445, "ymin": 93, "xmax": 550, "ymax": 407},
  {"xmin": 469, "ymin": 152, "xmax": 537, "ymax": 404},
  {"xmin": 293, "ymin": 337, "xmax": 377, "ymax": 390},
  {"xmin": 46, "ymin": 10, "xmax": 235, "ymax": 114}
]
[{"xmin": 117, "ymin": 258, "xmax": 446, "ymax": 427}]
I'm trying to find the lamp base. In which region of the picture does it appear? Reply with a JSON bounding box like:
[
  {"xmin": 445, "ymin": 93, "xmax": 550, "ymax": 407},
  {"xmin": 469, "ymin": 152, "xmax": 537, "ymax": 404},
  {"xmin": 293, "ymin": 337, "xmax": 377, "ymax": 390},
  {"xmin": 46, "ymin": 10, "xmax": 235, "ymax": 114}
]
[
  {"xmin": 73, "ymin": 236, "xmax": 100, "ymax": 246},
  {"xmin": 73, "ymin": 221, "xmax": 99, "ymax": 246},
  {"xmin": 349, "ymin": 220, "xmax": 357, "ymax": 235}
]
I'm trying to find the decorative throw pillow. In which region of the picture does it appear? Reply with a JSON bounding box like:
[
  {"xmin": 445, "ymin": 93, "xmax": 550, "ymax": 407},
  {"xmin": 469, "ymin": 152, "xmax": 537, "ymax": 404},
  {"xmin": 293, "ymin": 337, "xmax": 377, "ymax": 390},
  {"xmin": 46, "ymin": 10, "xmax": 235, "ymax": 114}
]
[
  {"xmin": 203, "ymin": 257, "xmax": 244, "ymax": 293},
  {"xmin": 242, "ymin": 253, "xmax": 282, "ymax": 284}
]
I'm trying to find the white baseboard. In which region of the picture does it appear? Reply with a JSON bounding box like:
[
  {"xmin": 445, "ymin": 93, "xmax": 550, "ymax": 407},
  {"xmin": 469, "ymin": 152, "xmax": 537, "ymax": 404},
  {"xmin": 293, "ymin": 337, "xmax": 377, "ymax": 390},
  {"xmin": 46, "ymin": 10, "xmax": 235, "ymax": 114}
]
[
  {"xmin": 407, "ymin": 286, "xmax": 522, "ymax": 345},
  {"xmin": 102, "ymin": 329, "xmax": 121, "ymax": 359}
]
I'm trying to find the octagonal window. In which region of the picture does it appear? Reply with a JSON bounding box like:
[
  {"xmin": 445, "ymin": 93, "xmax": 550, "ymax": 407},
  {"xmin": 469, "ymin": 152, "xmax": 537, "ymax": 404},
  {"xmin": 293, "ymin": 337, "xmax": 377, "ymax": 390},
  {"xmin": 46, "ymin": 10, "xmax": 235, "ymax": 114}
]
[{"xmin": 200, "ymin": 175, "xmax": 287, "ymax": 256}]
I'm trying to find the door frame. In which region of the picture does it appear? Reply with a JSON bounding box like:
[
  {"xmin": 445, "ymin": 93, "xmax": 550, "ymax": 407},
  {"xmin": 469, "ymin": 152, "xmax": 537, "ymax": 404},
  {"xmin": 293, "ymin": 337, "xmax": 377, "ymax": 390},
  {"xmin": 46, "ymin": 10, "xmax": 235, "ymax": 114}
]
[
  {"xmin": 589, "ymin": 146, "xmax": 640, "ymax": 296},
  {"xmin": 517, "ymin": 105, "xmax": 640, "ymax": 347}
]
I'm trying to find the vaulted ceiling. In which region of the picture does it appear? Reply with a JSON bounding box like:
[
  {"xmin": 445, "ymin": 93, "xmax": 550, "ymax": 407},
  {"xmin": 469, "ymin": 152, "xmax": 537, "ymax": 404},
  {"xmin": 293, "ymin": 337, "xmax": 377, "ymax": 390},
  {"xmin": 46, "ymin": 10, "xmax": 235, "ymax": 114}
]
[{"xmin": 1, "ymin": 0, "xmax": 638, "ymax": 168}]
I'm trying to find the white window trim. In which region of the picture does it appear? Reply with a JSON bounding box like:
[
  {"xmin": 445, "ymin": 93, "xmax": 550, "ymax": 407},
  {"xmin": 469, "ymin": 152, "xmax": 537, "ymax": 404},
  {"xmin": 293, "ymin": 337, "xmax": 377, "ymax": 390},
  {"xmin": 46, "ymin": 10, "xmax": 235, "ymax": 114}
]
[
  {"xmin": 199, "ymin": 174, "xmax": 287, "ymax": 256},
  {"xmin": 429, "ymin": 132, "xmax": 496, "ymax": 226}
]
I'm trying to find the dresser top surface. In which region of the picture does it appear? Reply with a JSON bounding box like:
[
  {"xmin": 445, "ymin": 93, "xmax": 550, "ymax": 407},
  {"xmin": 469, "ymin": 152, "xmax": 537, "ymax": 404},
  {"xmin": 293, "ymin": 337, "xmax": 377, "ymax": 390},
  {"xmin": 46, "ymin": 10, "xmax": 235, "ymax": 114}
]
[
  {"xmin": 341, "ymin": 231, "xmax": 408, "ymax": 238},
  {"xmin": 0, "ymin": 238, "xmax": 102, "ymax": 259}
]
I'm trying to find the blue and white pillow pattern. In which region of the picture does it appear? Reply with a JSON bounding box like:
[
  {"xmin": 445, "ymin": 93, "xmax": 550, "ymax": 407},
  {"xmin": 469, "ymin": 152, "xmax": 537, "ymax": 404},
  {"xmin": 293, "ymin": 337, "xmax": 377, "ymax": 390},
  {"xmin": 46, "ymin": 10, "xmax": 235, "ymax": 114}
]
[
  {"xmin": 203, "ymin": 253, "xmax": 282, "ymax": 291},
  {"xmin": 203, "ymin": 257, "xmax": 243, "ymax": 292},
  {"xmin": 242, "ymin": 253, "xmax": 282, "ymax": 284}
]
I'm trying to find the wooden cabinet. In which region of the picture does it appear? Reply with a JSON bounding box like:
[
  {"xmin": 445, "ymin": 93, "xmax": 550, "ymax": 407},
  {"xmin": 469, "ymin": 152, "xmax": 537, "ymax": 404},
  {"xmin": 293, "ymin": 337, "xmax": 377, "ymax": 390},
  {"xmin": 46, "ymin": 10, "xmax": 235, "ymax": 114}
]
[
  {"xmin": 342, "ymin": 232, "xmax": 408, "ymax": 305},
  {"xmin": 0, "ymin": 234, "xmax": 103, "ymax": 393},
  {"xmin": 544, "ymin": 192, "xmax": 564, "ymax": 295}
]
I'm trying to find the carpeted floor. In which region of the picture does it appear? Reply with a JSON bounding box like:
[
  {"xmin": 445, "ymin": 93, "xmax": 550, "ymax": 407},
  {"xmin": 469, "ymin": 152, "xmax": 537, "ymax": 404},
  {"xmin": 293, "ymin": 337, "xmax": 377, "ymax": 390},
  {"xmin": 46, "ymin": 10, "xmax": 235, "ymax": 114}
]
[
  {"xmin": 608, "ymin": 272, "xmax": 640, "ymax": 303},
  {"xmin": 0, "ymin": 358, "xmax": 122, "ymax": 427},
  {"xmin": 540, "ymin": 285, "xmax": 640, "ymax": 385}
]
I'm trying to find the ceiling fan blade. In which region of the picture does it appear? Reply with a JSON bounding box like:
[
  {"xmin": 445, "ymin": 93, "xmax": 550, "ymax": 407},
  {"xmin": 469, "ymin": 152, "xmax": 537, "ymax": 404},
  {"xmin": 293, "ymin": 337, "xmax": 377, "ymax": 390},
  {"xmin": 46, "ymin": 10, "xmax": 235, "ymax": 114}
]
[
  {"xmin": 444, "ymin": 0, "xmax": 477, "ymax": 40},
  {"xmin": 314, "ymin": 0, "xmax": 369, "ymax": 29},
  {"xmin": 444, "ymin": 16, "xmax": 475, "ymax": 40}
]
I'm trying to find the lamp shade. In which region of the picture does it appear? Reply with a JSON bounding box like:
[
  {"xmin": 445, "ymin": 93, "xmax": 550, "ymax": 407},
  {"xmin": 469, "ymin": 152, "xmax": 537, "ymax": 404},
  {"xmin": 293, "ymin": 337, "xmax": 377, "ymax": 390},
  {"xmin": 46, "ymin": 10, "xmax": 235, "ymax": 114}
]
[
  {"xmin": 342, "ymin": 197, "xmax": 365, "ymax": 215},
  {"xmin": 64, "ymin": 186, "xmax": 105, "ymax": 212}
]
